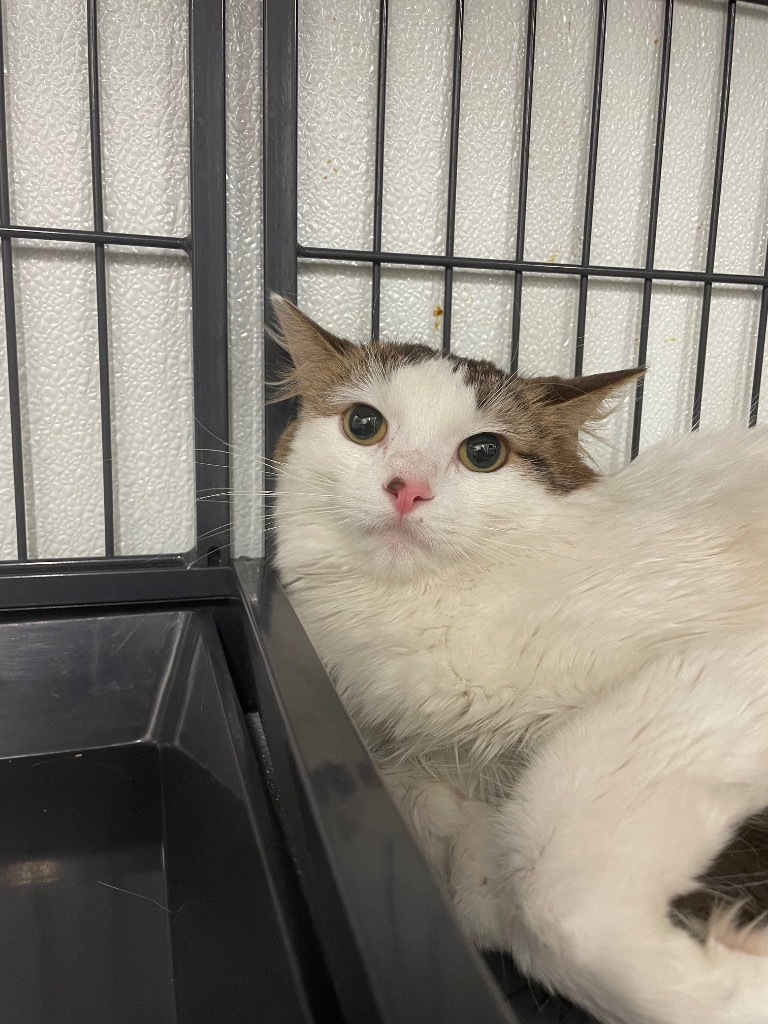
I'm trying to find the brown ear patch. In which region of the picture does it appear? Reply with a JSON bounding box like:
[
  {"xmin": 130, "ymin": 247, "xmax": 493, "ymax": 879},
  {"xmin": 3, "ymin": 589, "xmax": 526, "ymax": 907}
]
[
  {"xmin": 533, "ymin": 367, "xmax": 644, "ymax": 433},
  {"xmin": 460, "ymin": 360, "xmax": 644, "ymax": 493},
  {"xmin": 269, "ymin": 295, "xmax": 355, "ymax": 402},
  {"xmin": 534, "ymin": 368, "xmax": 644, "ymax": 407},
  {"xmin": 526, "ymin": 367, "xmax": 644, "ymax": 490},
  {"xmin": 269, "ymin": 294, "xmax": 437, "ymax": 414}
]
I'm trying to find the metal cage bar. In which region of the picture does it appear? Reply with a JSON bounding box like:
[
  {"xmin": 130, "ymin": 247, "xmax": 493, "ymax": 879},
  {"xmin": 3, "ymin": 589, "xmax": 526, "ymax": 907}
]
[
  {"xmin": 263, "ymin": 0, "xmax": 298, "ymax": 473},
  {"xmin": 691, "ymin": 0, "xmax": 736, "ymax": 430},
  {"xmin": 297, "ymin": 244, "xmax": 768, "ymax": 287},
  {"xmin": 371, "ymin": 0, "xmax": 389, "ymax": 339},
  {"xmin": 0, "ymin": 224, "xmax": 188, "ymax": 248},
  {"xmin": 574, "ymin": 0, "xmax": 608, "ymax": 377},
  {"xmin": 631, "ymin": 0, "xmax": 674, "ymax": 459},
  {"xmin": 86, "ymin": 0, "xmax": 115, "ymax": 557},
  {"xmin": 750, "ymin": 232, "xmax": 768, "ymax": 426},
  {"xmin": 510, "ymin": 0, "xmax": 537, "ymax": 375},
  {"xmin": 190, "ymin": 0, "xmax": 230, "ymax": 566},
  {"xmin": 0, "ymin": 0, "xmax": 26, "ymax": 561},
  {"xmin": 441, "ymin": 0, "xmax": 465, "ymax": 355}
]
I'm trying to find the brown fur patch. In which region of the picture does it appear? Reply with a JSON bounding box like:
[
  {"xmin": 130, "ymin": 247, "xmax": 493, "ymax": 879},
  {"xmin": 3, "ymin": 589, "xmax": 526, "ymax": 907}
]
[
  {"xmin": 278, "ymin": 339, "xmax": 437, "ymax": 417},
  {"xmin": 271, "ymin": 294, "xmax": 436, "ymax": 416},
  {"xmin": 270, "ymin": 296, "xmax": 643, "ymax": 491},
  {"xmin": 673, "ymin": 813, "xmax": 768, "ymax": 930},
  {"xmin": 457, "ymin": 360, "xmax": 643, "ymax": 493}
]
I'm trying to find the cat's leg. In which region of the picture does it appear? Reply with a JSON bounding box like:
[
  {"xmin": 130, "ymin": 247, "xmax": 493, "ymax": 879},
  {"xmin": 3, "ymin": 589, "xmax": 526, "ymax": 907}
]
[
  {"xmin": 416, "ymin": 642, "xmax": 768, "ymax": 1024},
  {"xmin": 376, "ymin": 760, "xmax": 458, "ymax": 889},
  {"xmin": 412, "ymin": 780, "xmax": 509, "ymax": 945}
]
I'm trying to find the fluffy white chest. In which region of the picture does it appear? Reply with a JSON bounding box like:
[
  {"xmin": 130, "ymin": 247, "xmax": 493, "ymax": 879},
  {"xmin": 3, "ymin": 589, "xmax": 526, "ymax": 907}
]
[{"xmin": 279, "ymin": 536, "xmax": 633, "ymax": 761}]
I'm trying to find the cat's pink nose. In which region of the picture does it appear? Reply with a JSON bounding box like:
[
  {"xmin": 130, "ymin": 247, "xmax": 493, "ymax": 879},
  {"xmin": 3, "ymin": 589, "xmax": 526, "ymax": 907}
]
[{"xmin": 384, "ymin": 477, "xmax": 433, "ymax": 517}]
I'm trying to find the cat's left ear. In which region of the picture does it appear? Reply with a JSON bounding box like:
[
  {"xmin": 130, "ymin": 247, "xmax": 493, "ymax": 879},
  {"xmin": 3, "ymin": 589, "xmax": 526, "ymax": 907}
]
[{"xmin": 533, "ymin": 367, "xmax": 645, "ymax": 427}]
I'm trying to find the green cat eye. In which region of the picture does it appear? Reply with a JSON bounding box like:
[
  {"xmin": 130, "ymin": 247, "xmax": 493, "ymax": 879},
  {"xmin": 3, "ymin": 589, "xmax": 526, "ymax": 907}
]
[
  {"xmin": 342, "ymin": 404, "xmax": 387, "ymax": 446},
  {"xmin": 459, "ymin": 433, "xmax": 508, "ymax": 473}
]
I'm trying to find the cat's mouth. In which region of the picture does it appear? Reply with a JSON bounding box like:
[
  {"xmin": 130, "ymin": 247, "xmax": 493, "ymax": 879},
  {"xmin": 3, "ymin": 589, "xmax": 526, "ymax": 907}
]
[{"xmin": 364, "ymin": 514, "xmax": 431, "ymax": 550}]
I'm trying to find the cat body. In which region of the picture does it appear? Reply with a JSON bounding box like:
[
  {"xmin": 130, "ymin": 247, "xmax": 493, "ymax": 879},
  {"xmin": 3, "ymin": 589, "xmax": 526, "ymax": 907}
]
[
  {"xmin": 279, "ymin": 425, "xmax": 768, "ymax": 785},
  {"xmin": 272, "ymin": 296, "xmax": 768, "ymax": 1024}
]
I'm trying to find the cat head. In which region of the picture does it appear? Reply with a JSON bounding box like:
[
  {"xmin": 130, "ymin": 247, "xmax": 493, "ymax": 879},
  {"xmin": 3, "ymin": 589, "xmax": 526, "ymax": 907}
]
[{"xmin": 271, "ymin": 295, "xmax": 642, "ymax": 581}]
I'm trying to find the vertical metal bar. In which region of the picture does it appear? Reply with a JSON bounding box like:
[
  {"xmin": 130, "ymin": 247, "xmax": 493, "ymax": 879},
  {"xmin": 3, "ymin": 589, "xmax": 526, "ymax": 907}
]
[
  {"xmin": 631, "ymin": 0, "xmax": 674, "ymax": 459},
  {"xmin": 510, "ymin": 0, "xmax": 537, "ymax": 375},
  {"xmin": 574, "ymin": 0, "xmax": 608, "ymax": 377},
  {"xmin": 371, "ymin": 0, "xmax": 388, "ymax": 339},
  {"xmin": 0, "ymin": 0, "xmax": 27, "ymax": 559},
  {"xmin": 749, "ymin": 237, "xmax": 768, "ymax": 427},
  {"xmin": 263, "ymin": 0, "xmax": 298, "ymax": 457},
  {"xmin": 263, "ymin": 0, "xmax": 298, "ymax": 557},
  {"xmin": 691, "ymin": 0, "xmax": 736, "ymax": 430},
  {"xmin": 86, "ymin": 0, "xmax": 115, "ymax": 556},
  {"xmin": 441, "ymin": 0, "xmax": 464, "ymax": 355},
  {"xmin": 190, "ymin": 0, "xmax": 230, "ymax": 565}
]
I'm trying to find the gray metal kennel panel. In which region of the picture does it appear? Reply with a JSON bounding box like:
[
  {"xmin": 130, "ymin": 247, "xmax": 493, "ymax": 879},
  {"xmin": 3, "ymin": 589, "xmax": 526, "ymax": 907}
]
[{"xmin": 0, "ymin": 0, "xmax": 231, "ymax": 608}]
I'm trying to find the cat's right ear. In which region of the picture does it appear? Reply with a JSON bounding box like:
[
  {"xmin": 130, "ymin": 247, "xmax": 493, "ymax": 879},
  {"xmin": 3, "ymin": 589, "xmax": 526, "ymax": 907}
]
[{"xmin": 270, "ymin": 295, "xmax": 354, "ymax": 375}]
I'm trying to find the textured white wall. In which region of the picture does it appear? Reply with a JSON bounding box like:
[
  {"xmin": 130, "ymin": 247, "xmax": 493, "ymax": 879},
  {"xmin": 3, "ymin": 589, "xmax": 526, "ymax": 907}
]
[{"xmin": 1, "ymin": 0, "xmax": 767, "ymax": 561}]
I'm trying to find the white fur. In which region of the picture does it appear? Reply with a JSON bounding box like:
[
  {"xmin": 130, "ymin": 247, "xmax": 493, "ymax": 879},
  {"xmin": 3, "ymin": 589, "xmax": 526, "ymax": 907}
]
[{"xmin": 275, "ymin": 356, "xmax": 768, "ymax": 1024}]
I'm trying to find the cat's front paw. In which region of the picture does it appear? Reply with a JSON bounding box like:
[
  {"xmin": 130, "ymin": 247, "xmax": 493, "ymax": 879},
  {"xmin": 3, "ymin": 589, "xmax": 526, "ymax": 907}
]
[
  {"xmin": 411, "ymin": 781, "xmax": 472, "ymax": 839},
  {"xmin": 413, "ymin": 782, "xmax": 511, "ymax": 950}
]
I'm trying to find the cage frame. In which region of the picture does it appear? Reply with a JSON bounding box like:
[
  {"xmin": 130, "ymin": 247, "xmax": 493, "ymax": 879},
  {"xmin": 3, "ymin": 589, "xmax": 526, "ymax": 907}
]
[{"xmin": 0, "ymin": 0, "xmax": 232, "ymax": 608}]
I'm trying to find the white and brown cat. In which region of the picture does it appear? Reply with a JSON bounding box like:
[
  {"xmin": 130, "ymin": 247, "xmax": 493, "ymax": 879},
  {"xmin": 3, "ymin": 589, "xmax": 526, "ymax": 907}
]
[{"xmin": 271, "ymin": 295, "xmax": 768, "ymax": 1024}]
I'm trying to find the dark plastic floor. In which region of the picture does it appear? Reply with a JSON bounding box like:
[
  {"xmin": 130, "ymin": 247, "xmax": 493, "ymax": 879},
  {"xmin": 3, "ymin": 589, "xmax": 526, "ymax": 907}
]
[{"xmin": 0, "ymin": 611, "xmax": 312, "ymax": 1024}]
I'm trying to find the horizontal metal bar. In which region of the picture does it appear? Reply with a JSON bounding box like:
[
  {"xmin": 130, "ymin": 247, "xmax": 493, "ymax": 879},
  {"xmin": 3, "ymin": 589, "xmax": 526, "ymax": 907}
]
[
  {"xmin": 0, "ymin": 223, "xmax": 189, "ymax": 250},
  {"xmin": 0, "ymin": 553, "xmax": 185, "ymax": 575},
  {"xmin": 0, "ymin": 564, "xmax": 236, "ymax": 610},
  {"xmin": 298, "ymin": 245, "xmax": 768, "ymax": 288}
]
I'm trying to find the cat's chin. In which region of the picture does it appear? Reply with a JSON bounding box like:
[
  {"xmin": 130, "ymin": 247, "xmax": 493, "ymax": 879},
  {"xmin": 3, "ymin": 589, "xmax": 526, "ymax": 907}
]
[{"xmin": 353, "ymin": 520, "xmax": 452, "ymax": 581}]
